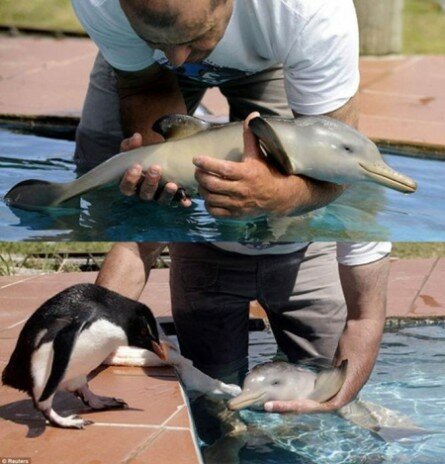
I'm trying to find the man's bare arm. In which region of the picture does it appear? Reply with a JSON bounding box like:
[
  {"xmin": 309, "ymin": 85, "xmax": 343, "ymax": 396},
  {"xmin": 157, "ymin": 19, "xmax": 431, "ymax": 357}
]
[
  {"xmin": 329, "ymin": 256, "xmax": 389, "ymax": 407},
  {"xmin": 116, "ymin": 63, "xmax": 187, "ymax": 142},
  {"xmin": 96, "ymin": 242, "xmax": 167, "ymax": 300},
  {"xmin": 114, "ymin": 64, "xmax": 191, "ymax": 203}
]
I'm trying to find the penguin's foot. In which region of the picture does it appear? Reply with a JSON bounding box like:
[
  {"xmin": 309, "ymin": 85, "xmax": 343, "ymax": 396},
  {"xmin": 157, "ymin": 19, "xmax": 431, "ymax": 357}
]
[
  {"xmin": 76, "ymin": 384, "xmax": 128, "ymax": 410},
  {"xmin": 43, "ymin": 408, "xmax": 94, "ymax": 429}
]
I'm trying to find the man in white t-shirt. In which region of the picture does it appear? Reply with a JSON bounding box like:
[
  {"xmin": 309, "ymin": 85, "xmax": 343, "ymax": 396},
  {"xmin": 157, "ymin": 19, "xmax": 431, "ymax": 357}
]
[{"xmin": 71, "ymin": 0, "xmax": 391, "ymax": 414}]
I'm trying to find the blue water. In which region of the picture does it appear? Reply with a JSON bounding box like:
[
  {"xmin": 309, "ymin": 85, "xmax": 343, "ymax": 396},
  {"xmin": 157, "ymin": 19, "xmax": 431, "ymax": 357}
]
[
  {"xmin": 197, "ymin": 324, "xmax": 445, "ymax": 463},
  {"xmin": 0, "ymin": 128, "xmax": 444, "ymax": 241}
]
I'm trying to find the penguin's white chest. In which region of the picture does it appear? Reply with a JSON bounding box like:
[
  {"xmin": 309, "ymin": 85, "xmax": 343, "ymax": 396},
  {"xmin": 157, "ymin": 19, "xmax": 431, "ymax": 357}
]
[
  {"xmin": 66, "ymin": 319, "xmax": 128, "ymax": 378},
  {"xmin": 31, "ymin": 319, "xmax": 128, "ymax": 400}
]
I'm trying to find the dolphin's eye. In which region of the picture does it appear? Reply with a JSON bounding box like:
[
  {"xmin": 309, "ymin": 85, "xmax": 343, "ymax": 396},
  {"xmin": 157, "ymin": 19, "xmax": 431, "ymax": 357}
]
[
  {"xmin": 272, "ymin": 379, "xmax": 280, "ymax": 386},
  {"xmin": 344, "ymin": 145, "xmax": 353, "ymax": 153}
]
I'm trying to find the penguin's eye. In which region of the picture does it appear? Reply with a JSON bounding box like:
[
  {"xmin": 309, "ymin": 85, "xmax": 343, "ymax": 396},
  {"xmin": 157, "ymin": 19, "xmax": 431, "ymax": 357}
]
[{"xmin": 140, "ymin": 327, "xmax": 148, "ymax": 337}]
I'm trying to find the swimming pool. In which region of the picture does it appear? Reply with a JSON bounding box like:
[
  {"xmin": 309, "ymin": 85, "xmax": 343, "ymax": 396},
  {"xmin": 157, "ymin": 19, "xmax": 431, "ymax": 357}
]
[
  {"xmin": 195, "ymin": 323, "xmax": 445, "ymax": 463},
  {"xmin": 0, "ymin": 127, "xmax": 444, "ymax": 241}
]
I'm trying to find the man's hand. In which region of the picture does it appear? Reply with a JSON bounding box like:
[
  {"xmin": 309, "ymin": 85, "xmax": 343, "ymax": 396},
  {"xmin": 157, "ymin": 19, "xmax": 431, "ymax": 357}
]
[
  {"xmin": 118, "ymin": 133, "xmax": 192, "ymax": 207},
  {"xmin": 264, "ymin": 256, "xmax": 389, "ymax": 414},
  {"xmin": 194, "ymin": 112, "xmax": 342, "ymax": 218},
  {"xmin": 193, "ymin": 112, "xmax": 308, "ymax": 219},
  {"xmin": 264, "ymin": 318, "xmax": 383, "ymax": 414}
]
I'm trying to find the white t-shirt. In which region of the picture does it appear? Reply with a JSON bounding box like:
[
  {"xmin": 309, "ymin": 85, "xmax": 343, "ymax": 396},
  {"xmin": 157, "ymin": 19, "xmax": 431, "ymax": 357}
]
[
  {"xmin": 72, "ymin": 0, "xmax": 360, "ymax": 115},
  {"xmin": 215, "ymin": 242, "xmax": 392, "ymax": 265},
  {"xmin": 72, "ymin": 0, "xmax": 388, "ymax": 266}
]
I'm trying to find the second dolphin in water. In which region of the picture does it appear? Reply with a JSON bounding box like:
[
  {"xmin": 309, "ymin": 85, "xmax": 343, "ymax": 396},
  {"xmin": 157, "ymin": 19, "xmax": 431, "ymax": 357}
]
[
  {"xmin": 228, "ymin": 361, "xmax": 429, "ymax": 441},
  {"xmin": 4, "ymin": 114, "xmax": 417, "ymax": 210}
]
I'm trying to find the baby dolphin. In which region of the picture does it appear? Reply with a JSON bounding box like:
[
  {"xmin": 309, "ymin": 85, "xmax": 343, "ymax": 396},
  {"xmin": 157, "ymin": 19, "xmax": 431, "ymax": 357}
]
[
  {"xmin": 228, "ymin": 361, "xmax": 347, "ymax": 411},
  {"xmin": 4, "ymin": 114, "xmax": 417, "ymax": 210},
  {"xmin": 2, "ymin": 283, "xmax": 168, "ymax": 429},
  {"xmin": 228, "ymin": 361, "xmax": 429, "ymax": 441}
]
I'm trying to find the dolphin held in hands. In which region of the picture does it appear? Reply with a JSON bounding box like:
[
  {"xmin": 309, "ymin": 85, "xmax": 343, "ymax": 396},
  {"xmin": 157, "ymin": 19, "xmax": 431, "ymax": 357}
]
[
  {"xmin": 228, "ymin": 361, "xmax": 429, "ymax": 441},
  {"xmin": 4, "ymin": 114, "xmax": 417, "ymax": 210}
]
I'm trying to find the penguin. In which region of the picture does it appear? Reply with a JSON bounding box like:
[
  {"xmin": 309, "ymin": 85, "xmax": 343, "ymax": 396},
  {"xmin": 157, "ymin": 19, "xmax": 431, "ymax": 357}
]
[{"xmin": 2, "ymin": 283, "xmax": 168, "ymax": 429}]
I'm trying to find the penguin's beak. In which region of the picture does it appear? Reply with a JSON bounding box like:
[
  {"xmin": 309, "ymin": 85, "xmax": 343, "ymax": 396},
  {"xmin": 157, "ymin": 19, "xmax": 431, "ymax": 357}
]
[{"xmin": 152, "ymin": 340, "xmax": 169, "ymax": 361}]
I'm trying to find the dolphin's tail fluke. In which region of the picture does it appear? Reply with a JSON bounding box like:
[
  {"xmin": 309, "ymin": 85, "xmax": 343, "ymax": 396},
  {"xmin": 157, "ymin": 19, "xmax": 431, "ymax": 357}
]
[
  {"xmin": 4, "ymin": 179, "xmax": 69, "ymax": 210},
  {"xmin": 338, "ymin": 399, "xmax": 431, "ymax": 441}
]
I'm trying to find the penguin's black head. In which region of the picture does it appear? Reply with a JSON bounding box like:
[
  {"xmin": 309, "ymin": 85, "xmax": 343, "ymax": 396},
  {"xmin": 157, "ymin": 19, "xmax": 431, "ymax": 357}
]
[{"xmin": 127, "ymin": 308, "xmax": 168, "ymax": 361}]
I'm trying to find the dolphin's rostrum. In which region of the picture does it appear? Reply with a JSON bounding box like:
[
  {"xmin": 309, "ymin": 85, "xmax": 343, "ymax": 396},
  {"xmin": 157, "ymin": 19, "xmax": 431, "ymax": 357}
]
[{"xmin": 4, "ymin": 114, "xmax": 417, "ymax": 210}]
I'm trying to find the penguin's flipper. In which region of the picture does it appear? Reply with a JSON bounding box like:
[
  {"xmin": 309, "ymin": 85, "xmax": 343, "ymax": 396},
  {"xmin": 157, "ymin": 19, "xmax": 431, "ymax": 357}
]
[{"xmin": 39, "ymin": 320, "xmax": 89, "ymax": 402}]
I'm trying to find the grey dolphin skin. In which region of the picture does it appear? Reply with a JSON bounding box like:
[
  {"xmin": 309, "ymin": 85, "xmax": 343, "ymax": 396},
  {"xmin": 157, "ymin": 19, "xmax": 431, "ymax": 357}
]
[
  {"xmin": 228, "ymin": 361, "xmax": 429, "ymax": 441},
  {"xmin": 4, "ymin": 114, "xmax": 417, "ymax": 210}
]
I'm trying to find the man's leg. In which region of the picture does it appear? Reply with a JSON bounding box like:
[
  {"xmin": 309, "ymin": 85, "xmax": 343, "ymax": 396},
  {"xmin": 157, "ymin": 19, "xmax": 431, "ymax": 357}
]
[
  {"xmin": 258, "ymin": 243, "xmax": 347, "ymax": 362},
  {"xmin": 169, "ymin": 243, "xmax": 258, "ymax": 385}
]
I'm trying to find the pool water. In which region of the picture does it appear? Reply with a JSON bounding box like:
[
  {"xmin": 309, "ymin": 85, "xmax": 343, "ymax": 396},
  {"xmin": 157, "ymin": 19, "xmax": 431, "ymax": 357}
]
[
  {"xmin": 197, "ymin": 324, "xmax": 445, "ymax": 463},
  {"xmin": 1, "ymin": 128, "xmax": 444, "ymax": 241}
]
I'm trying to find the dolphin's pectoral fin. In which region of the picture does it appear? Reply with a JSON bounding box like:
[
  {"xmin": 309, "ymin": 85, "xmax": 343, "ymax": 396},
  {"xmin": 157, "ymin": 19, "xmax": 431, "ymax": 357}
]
[
  {"xmin": 38, "ymin": 319, "xmax": 90, "ymax": 402},
  {"xmin": 248, "ymin": 117, "xmax": 294, "ymax": 175},
  {"xmin": 152, "ymin": 114, "xmax": 211, "ymax": 140},
  {"xmin": 309, "ymin": 359, "xmax": 348, "ymax": 403}
]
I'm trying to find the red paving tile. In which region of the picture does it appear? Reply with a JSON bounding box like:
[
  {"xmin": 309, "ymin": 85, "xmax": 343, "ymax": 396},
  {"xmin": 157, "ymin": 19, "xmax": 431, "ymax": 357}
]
[
  {"xmin": 410, "ymin": 257, "xmax": 445, "ymax": 317},
  {"xmin": 130, "ymin": 429, "xmax": 200, "ymax": 464},
  {"xmin": 0, "ymin": 36, "xmax": 96, "ymax": 118},
  {"xmin": 0, "ymin": 299, "xmax": 39, "ymax": 331},
  {"xmin": 386, "ymin": 258, "xmax": 437, "ymax": 318},
  {"xmin": 358, "ymin": 56, "xmax": 445, "ymax": 149},
  {"xmin": 0, "ymin": 421, "xmax": 159, "ymax": 464},
  {"xmin": 84, "ymin": 370, "xmax": 185, "ymax": 426},
  {"xmin": 0, "ymin": 338, "xmax": 17, "ymax": 364},
  {"xmin": 166, "ymin": 405, "xmax": 194, "ymax": 428},
  {"xmin": 0, "ymin": 275, "xmax": 42, "ymax": 288},
  {"xmin": 1, "ymin": 36, "xmax": 445, "ymax": 151}
]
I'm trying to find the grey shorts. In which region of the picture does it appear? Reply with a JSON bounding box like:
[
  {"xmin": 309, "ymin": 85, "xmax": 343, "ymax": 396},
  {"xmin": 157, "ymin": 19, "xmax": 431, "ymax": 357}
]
[
  {"xmin": 169, "ymin": 242, "xmax": 346, "ymax": 381},
  {"xmin": 76, "ymin": 53, "xmax": 347, "ymax": 381}
]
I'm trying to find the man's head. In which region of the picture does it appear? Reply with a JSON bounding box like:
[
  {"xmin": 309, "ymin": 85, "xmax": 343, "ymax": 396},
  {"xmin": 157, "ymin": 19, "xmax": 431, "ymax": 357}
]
[{"xmin": 120, "ymin": 0, "xmax": 233, "ymax": 66}]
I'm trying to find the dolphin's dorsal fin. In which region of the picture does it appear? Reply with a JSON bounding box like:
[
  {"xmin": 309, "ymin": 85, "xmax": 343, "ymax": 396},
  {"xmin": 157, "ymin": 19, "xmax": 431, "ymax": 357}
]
[
  {"xmin": 152, "ymin": 114, "xmax": 211, "ymax": 140},
  {"xmin": 308, "ymin": 359, "xmax": 348, "ymax": 403},
  {"xmin": 248, "ymin": 117, "xmax": 294, "ymax": 175}
]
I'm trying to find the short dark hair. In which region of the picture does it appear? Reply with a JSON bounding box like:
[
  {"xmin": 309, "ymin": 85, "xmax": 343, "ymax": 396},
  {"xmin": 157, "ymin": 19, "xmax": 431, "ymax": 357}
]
[
  {"xmin": 125, "ymin": 0, "xmax": 227, "ymax": 29},
  {"xmin": 125, "ymin": 1, "xmax": 179, "ymax": 28}
]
